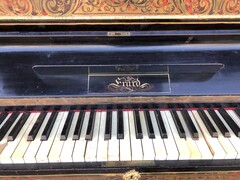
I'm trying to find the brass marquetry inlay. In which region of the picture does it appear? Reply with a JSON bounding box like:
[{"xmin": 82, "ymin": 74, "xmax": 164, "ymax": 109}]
[
  {"xmin": 0, "ymin": 0, "xmax": 240, "ymax": 23},
  {"xmin": 0, "ymin": 0, "xmax": 240, "ymax": 16},
  {"xmin": 108, "ymin": 77, "xmax": 150, "ymax": 93}
]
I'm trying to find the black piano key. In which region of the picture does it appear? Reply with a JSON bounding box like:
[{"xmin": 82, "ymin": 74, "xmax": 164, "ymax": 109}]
[
  {"xmin": 181, "ymin": 109, "xmax": 199, "ymax": 139},
  {"xmin": 234, "ymin": 108, "xmax": 240, "ymax": 118},
  {"xmin": 154, "ymin": 110, "xmax": 167, "ymax": 138},
  {"xmin": 219, "ymin": 108, "xmax": 240, "ymax": 137},
  {"xmin": 0, "ymin": 111, "xmax": 8, "ymax": 126},
  {"xmin": 134, "ymin": 109, "xmax": 143, "ymax": 139},
  {"xmin": 27, "ymin": 111, "xmax": 47, "ymax": 141},
  {"xmin": 104, "ymin": 111, "xmax": 112, "ymax": 140},
  {"xmin": 73, "ymin": 110, "xmax": 85, "ymax": 140},
  {"xmin": 197, "ymin": 108, "xmax": 218, "ymax": 137},
  {"xmin": 85, "ymin": 110, "xmax": 95, "ymax": 140},
  {"xmin": 208, "ymin": 108, "xmax": 230, "ymax": 137},
  {"xmin": 144, "ymin": 110, "xmax": 155, "ymax": 139},
  {"xmin": 171, "ymin": 110, "xmax": 186, "ymax": 138},
  {"xmin": 8, "ymin": 112, "xmax": 30, "ymax": 141},
  {"xmin": 0, "ymin": 112, "xmax": 20, "ymax": 141},
  {"xmin": 41, "ymin": 111, "xmax": 58, "ymax": 141},
  {"xmin": 117, "ymin": 110, "xmax": 124, "ymax": 139},
  {"xmin": 60, "ymin": 110, "xmax": 74, "ymax": 141}
]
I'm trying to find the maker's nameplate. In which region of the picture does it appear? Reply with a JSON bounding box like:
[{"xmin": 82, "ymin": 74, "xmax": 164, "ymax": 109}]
[
  {"xmin": 108, "ymin": 77, "xmax": 150, "ymax": 93},
  {"xmin": 88, "ymin": 74, "xmax": 170, "ymax": 94}
]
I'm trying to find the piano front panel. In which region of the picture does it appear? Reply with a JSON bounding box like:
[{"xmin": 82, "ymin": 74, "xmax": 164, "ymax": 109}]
[{"xmin": 0, "ymin": 29, "xmax": 240, "ymax": 98}]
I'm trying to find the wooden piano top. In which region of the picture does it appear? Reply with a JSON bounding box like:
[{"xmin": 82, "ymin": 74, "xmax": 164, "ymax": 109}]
[{"xmin": 0, "ymin": 0, "xmax": 240, "ymax": 25}]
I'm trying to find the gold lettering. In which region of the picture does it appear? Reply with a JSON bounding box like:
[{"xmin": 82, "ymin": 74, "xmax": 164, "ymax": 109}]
[
  {"xmin": 115, "ymin": 66, "xmax": 138, "ymax": 72},
  {"xmin": 115, "ymin": 77, "xmax": 121, "ymax": 85},
  {"xmin": 108, "ymin": 76, "xmax": 150, "ymax": 93}
]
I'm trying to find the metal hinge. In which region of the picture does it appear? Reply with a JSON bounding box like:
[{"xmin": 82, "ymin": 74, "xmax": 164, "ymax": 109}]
[{"xmin": 107, "ymin": 31, "xmax": 131, "ymax": 37}]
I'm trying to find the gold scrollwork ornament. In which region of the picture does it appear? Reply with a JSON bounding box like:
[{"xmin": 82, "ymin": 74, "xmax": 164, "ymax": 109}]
[
  {"xmin": 123, "ymin": 170, "xmax": 141, "ymax": 180},
  {"xmin": 42, "ymin": 0, "xmax": 81, "ymax": 15}
]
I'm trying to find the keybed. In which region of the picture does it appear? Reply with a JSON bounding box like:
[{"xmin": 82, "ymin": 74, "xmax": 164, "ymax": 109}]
[{"xmin": 0, "ymin": 106, "xmax": 240, "ymax": 164}]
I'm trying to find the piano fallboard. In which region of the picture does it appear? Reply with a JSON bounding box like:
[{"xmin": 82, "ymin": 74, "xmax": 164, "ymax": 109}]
[{"xmin": 0, "ymin": 27, "xmax": 240, "ymax": 98}]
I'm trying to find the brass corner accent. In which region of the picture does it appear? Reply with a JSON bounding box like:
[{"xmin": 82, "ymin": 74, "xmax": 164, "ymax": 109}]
[{"xmin": 123, "ymin": 170, "xmax": 141, "ymax": 180}]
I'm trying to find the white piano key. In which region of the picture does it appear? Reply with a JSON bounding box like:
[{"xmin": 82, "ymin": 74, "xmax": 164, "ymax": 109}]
[
  {"xmin": 149, "ymin": 111, "xmax": 167, "ymax": 160},
  {"xmin": 160, "ymin": 111, "xmax": 179, "ymax": 160},
  {"xmin": 73, "ymin": 111, "xmax": 90, "ymax": 162},
  {"xmin": 188, "ymin": 111, "xmax": 213, "ymax": 160},
  {"xmin": 24, "ymin": 112, "xmax": 51, "ymax": 164},
  {"xmin": 128, "ymin": 110, "xmax": 143, "ymax": 161},
  {"xmin": 36, "ymin": 112, "xmax": 64, "ymax": 163},
  {"xmin": 0, "ymin": 113, "xmax": 12, "ymax": 129},
  {"xmin": 85, "ymin": 111, "xmax": 101, "ymax": 162},
  {"xmin": 227, "ymin": 110, "xmax": 240, "ymax": 128},
  {"xmin": 60, "ymin": 111, "xmax": 79, "ymax": 163},
  {"xmin": 193, "ymin": 110, "xmax": 226, "ymax": 159},
  {"xmin": 119, "ymin": 110, "xmax": 131, "ymax": 161},
  {"xmin": 212, "ymin": 110, "xmax": 237, "ymax": 159},
  {"xmin": 11, "ymin": 113, "xmax": 40, "ymax": 164},
  {"xmin": 0, "ymin": 113, "xmax": 34, "ymax": 164},
  {"xmin": 177, "ymin": 111, "xmax": 201, "ymax": 160},
  {"xmin": 0, "ymin": 113, "xmax": 19, "ymax": 155},
  {"xmin": 139, "ymin": 111, "xmax": 155, "ymax": 160},
  {"xmin": 222, "ymin": 110, "xmax": 240, "ymax": 159},
  {"xmin": 97, "ymin": 111, "xmax": 108, "ymax": 161},
  {"xmin": 48, "ymin": 112, "xmax": 69, "ymax": 163},
  {"xmin": 108, "ymin": 110, "xmax": 119, "ymax": 161},
  {"xmin": 165, "ymin": 111, "xmax": 190, "ymax": 160}
]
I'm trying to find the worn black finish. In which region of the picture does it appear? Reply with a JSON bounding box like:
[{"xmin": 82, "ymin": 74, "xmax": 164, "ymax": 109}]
[
  {"xmin": 0, "ymin": 28, "xmax": 240, "ymax": 97},
  {"xmin": 1, "ymin": 160, "xmax": 240, "ymax": 175}
]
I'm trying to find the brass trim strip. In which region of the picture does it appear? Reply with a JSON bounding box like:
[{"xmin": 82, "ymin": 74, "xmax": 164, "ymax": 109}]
[{"xmin": 0, "ymin": 15, "xmax": 240, "ymax": 25}]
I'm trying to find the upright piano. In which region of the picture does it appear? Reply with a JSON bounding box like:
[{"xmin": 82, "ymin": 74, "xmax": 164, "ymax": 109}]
[{"xmin": 0, "ymin": 0, "xmax": 240, "ymax": 179}]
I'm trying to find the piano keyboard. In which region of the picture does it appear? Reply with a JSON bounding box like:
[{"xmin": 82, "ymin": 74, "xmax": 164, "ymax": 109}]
[{"xmin": 1, "ymin": 106, "xmax": 240, "ymax": 164}]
